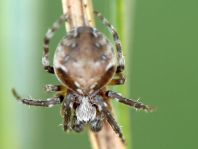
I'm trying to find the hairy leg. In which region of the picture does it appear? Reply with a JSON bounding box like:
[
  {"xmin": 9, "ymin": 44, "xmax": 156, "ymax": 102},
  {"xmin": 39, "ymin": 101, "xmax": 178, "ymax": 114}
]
[
  {"xmin": 71, "ymin": 115, "xmax": 84, "ymax": 132},
  {"xmin": 61, "ymin": 93, "xmax": 75, "ymax": 131},
  {"xmin": 106, "ymin": 90, "xmax": 154, "ymax": 112},
  {"xmin": 89, "ymin": 117, "xmax": 103, "ymax": 132},
  {"xmin": 42, "ymin": 13, "xmax": 68, "ymax": 74},
  {"xmin": 94, "ymin": 11, "xmax": 125, "ymax": 73},
  {"xmin": 94, "ymin": 95, "xmax": 125, "ymax": 143},
  {"xmin": 12, "ymin": 89, "xmax": 63, "ymax": 107}
]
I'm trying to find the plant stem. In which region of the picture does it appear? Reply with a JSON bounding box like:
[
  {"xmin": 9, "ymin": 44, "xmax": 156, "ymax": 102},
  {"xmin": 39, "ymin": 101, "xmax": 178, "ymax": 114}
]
[
  {"xmin": 61, "ymin": 0, "xmax": 126, "ymax": 149},
  {"xmin": 61, "ymin": 0, "xmax": 95, "ymax": 30}
]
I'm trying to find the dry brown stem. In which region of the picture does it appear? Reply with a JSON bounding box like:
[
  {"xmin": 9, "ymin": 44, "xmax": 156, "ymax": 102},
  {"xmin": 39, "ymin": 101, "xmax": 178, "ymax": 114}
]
[
  {"xmin": 61, "ymin": 0, "xmax": 126, "ymax": 149},
  {"xmin": 62, "ymin": 0, "xmax": 94, "ymax": 30}
]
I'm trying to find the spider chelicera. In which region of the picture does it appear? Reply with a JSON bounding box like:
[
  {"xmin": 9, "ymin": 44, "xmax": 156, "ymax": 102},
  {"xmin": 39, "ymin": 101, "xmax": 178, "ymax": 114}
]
[{"xmin": 12, "ymin": 10, "xmax": 153, "ymax": 143}]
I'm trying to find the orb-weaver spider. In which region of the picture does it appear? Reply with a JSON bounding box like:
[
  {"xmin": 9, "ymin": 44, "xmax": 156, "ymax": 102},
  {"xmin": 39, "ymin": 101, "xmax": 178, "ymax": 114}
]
[{"xmin": 12, "ymin": 10, "xmax": 153, "ymax": 144}]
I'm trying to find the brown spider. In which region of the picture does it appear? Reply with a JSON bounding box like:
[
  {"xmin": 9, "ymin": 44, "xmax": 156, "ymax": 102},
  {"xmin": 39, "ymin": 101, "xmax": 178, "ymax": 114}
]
[{"xmin": 12, "ymin": 10, "xmax": 153, "ymax": 144}]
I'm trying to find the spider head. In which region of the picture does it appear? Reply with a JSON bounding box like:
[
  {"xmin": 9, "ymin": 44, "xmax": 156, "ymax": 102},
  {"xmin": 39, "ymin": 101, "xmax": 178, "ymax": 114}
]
[{"xmin": 54, "ymin": 26, "xmax": 116, "ymax": 95}]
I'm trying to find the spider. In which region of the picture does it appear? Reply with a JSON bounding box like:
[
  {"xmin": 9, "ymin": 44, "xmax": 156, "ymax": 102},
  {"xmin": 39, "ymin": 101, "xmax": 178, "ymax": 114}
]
[{"xmin": 12, "ymin": 10, "xmax": 153, "ymax": 144}]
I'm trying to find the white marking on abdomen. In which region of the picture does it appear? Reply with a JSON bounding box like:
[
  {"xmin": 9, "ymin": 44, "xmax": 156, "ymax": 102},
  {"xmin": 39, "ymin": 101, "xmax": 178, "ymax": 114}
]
[{"xmin": 76, "ymin": 97, "xmax": 96, "ymax": 122}]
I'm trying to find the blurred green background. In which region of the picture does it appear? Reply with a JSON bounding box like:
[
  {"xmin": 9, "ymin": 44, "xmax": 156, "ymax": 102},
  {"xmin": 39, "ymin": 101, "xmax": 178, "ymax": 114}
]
[{"xmin": 0, "ymin": 0, "xmax": 198, "ymax": 149}]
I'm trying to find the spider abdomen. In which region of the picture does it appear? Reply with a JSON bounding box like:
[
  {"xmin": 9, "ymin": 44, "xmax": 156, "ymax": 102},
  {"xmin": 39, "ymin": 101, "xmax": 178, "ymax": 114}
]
[{"xmin": 54, "ymin": 26, "xmax": 116, "ymax": 95}]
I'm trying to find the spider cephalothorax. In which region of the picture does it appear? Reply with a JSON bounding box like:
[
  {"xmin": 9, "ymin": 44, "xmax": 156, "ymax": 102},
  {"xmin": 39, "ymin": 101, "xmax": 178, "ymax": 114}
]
[{"xmin": 13, "ymin": 11, "xmax": 153, "ymax": 144}]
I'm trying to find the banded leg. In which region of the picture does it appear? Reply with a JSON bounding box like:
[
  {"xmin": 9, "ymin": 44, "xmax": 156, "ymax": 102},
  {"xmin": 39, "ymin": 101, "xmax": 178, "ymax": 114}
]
[
  {"xmin": 71, "ymin": 115, "xmax": 84, "ymax": 132},
  {"xmin": 12, "ymin": 89, "xmax": 63, "ymax": 107},
  {"xmin": 94, "ymin": 11, "xmax": 125, "ymax": 73},
  {"xmin": 89, "ymin": 116, "xmax": 103, "ymax": 132},
  {"xmin": 61, "ymin": 93, "xmax": 74, "ymax": 131},
  {"xmin": 44, "ymin": 84, "xmax": 66, "ymax": 93},
  {"xmin": 42, "ymin": 13, "xmax": 68, "ymax": 74},
  {"xmin": 94, "ymin": 96, "xmax": 125, "ymax": 144},
  {"xmin": 108, "ymin": 72, "xmax": 125, "ymax": 85},
  {"xmin": 106, "ymin": 90, "xmax": 154, "ymax": 112}
]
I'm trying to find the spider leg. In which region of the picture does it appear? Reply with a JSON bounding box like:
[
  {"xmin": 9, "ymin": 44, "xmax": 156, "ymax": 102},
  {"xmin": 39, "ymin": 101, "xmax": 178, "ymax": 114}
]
[
  {"xmin": 61, "ymin": 93, "xmax": 75, "ymax": 132},
  {"xmin": 12, "ymin": 89, "xmax": 63, "ymax": 107},
  {"xmin": 44, "ymin": 84, "xmax": 66, "ymax": 93},
  {"xmin": 108, "ymin": 72, "xmax": 125, "ymax": 85},
  {"xmin": 106, "ymin": 90, "xmax": 154, "ymax": 112},
  {"xmin": 62, "ymin": 102, "xmax": 72, "ymax": 131},
  {"xmin": 94, "ymin": 11, "xmax": 125, "ymax": 73},
  {"xmin": 43, "ymin": 13, "xmax": 69, "ymax": 74},
  {"xmin": 94, "ymin": 96, "xmax": 125, "ymax": 144},
  {"xmin": 71, "ymin": 115, "xmax": 84, "ymax": 132},
  {"xmin": 89, "ymin": 115, "xmax": 103, "ymax": 132}
]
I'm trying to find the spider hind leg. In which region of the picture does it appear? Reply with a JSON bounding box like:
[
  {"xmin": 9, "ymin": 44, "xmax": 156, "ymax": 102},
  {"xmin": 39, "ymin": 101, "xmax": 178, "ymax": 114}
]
[
  {"xmin": 94, "ymin": 10, "xmax": 125, "ymax": 73},
  {"xmin": 42, "ymin": 14, "xmax": 68, "ymax": 74}
]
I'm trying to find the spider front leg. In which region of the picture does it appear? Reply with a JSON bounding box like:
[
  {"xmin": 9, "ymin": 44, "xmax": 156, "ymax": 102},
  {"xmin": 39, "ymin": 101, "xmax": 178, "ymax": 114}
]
[
  {"xmin": 71, "ymin": 115, "xmax": 84, "ymax": 132},
  {"xmin": 106, "ymin": 90, "xmax": 154, "ymax": 112},
  {"xmin": 94, "ymin": 10, "xmax": 125, "ymax": 73},
  {"xmin": 94, "ymin": 95, "xmax": 125, "ymax": 144},
  {"xmin": 42, "ymin": 13, "xmax": 69, "ymax": 74},
  {"xmin": 61, "ymin": 93, "xmax": 75, "ymax": 132},
  {"xmin": 89, "ymin": 116, "xmax": 104, "ymax": 132},
  {"xmin": 12, "ymin": 89, "xmax": 63, "ymax": 107}
]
